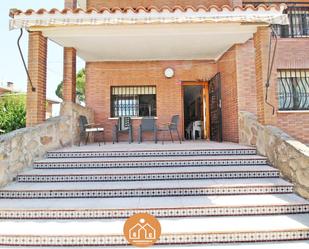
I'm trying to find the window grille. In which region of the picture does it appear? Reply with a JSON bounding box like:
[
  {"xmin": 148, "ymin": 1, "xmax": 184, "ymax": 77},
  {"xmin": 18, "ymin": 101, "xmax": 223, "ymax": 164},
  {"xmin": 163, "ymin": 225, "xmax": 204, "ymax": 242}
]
[
  {"xmin": 278, "ymin": 69, "xmax": 309, "ymax": 110},
  {"xmin": 111, "ymin": 86, "xmax": 157, "ymax": 117},
  {"xmin": 243, "ymin": 2, "xmax": 309, "ymax": 38},
  {"xmin": 273, "ymin": 6, "xmax": 309, "ymax": 38}
]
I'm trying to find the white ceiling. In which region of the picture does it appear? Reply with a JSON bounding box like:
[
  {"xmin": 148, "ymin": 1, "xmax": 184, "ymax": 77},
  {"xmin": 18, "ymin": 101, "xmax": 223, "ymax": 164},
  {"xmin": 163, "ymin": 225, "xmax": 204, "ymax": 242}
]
[{"xmin": 39, "ymin": 23, "xmax": 258, "ymax": 62}]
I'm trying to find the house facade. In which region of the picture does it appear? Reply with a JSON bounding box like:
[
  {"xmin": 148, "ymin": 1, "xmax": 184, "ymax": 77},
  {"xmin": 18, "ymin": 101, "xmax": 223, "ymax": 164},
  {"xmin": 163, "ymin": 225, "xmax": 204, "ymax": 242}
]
[{"xmin": 9, "ymin": 0, "xmax": 309, "ymax": 143}]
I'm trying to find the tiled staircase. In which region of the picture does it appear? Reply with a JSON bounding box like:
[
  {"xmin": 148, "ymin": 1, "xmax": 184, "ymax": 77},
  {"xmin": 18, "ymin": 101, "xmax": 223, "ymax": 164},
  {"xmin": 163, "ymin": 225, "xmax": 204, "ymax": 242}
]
[{"xmin": 0, "ymin": 143, "xmax": 309, "ymax": 248}]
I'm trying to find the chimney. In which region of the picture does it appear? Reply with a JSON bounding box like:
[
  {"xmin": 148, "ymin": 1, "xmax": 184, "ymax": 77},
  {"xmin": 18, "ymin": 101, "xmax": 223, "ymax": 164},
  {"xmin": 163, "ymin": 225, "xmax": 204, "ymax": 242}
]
[{"xmin": 7, "ymin": 82, "xmax": 14, "ymax": 89}]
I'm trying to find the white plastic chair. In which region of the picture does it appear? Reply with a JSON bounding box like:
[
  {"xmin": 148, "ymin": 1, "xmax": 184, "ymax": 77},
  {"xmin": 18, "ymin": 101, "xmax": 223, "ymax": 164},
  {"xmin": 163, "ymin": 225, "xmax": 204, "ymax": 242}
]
[{"xmin": 192, "ymin": 121, "xmax": 203, "ymax": 140}]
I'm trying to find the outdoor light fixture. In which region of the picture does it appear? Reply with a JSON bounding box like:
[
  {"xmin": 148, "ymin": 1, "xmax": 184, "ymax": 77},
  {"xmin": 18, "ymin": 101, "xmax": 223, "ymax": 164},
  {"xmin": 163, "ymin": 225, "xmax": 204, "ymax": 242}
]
[{"xmin": 164, "ymin": 68, "xmax": 174, "ymax": 78}]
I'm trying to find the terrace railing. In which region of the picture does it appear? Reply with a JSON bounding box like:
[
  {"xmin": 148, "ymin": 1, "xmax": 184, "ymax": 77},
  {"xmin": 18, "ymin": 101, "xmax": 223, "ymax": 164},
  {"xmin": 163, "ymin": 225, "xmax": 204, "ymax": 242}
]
[
  {"xmin": 273, "ymin": 5, "xmax": 309, "ymax": 38},
  {"xmin": 244, "ymin": 2, "xmax": 309, "ymax": 38}
]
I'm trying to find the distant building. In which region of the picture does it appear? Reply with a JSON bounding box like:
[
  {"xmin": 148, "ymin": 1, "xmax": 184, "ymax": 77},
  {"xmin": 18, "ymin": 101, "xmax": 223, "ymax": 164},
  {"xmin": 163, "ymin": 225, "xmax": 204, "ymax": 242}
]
[{"xmin": 0, "ymin": 82, "xmax": 15, "ymax": 95}]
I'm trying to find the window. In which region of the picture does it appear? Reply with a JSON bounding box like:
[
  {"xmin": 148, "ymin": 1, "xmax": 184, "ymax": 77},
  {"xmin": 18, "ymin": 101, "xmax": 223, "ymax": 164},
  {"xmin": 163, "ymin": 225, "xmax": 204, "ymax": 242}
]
[
  {"xmin": 111, "ymin": 86, "xmax": 156, "ymax": 117},
  {"xmin": 273, "ymin": 6, "xmax": 309, "ymax": 38},
  {"xmin": 278, "ymin": 69, "xmax": 309, "ymax": 110}
]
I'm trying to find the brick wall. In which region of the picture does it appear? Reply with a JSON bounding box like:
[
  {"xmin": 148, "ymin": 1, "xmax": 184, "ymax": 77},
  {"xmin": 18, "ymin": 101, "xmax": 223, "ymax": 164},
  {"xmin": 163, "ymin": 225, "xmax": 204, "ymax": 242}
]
[
  {"xmin": 235, "ymin": 40, "xmax": 257, "ymax": 115},
  {"xmin": 218, "ymin": 46, "xmax": 239, "ymax": 143},
  {"xmin": 85, "ymin": 60, "xmax": 217, "ymax": 142},
  {"xmin": 251, "ymin": 27, "xmax": 309, "ymax": 144},
  {"xmin": 87, "ymin": 0, "xmax": 233, "ymax": 9},
  {"xmin": 276, "ymin": 112, "xmax": 309, "ymax": 144},
  {"xmin": 26, "ymin": 31, "xmax": 47, "ymax": 127},
  {"xmin": 253, "ymin": 26, "xmax": 271, "ymax": 125},
  {"xmin": 272, "ymin": 38, "xmax": 309, "ymax": 144},
  {"xmin": 275, "ymin": 39, "xmax": 309, "ymax": 69}
]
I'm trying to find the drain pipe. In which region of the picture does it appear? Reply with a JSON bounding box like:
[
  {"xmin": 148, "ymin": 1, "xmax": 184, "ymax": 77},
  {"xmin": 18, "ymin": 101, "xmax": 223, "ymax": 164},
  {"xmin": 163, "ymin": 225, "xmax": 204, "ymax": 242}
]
[
  {"xmin": 17, "ymin": 28, "xmax": 36, "ymax": 92},
  {"xmin": 264, "ymin": 26, "xmax": 278, "ymax": 115}
]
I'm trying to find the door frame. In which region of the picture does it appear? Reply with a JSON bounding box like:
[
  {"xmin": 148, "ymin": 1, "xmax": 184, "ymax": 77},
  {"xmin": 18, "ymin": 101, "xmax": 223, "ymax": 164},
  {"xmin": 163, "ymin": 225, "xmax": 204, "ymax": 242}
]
[{"xmin": 181, "ymin": 82, "xmax": 210, "ymax": 140}]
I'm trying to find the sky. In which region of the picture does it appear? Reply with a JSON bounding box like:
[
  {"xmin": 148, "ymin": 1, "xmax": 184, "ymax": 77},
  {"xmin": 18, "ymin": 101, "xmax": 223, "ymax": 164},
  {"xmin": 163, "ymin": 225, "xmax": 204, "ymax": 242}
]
[{"xmin": 0, "ymin": 0, "xmax": 84, "ymax": 101}]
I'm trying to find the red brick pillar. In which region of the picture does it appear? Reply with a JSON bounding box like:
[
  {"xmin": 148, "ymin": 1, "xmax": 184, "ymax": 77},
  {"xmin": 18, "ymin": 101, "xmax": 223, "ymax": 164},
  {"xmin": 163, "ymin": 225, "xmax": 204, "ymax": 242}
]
[
  {"xmin": 253, "ymin": 26, "xmax": 271, "ymax": 125},
  {"xmin": 26, "ymin": 31, "xmax": 47, "ymax": 127},
  {"xmin": 64, "ymin": 0, "xmax": 77, "ymax": 8},
  {"xmin": 63, "ymin": 47, "xmax": 76, "ymax": 102},
  {"xmin": 63, "ymin": 0, "xmax": 77, "ymax": 101}
]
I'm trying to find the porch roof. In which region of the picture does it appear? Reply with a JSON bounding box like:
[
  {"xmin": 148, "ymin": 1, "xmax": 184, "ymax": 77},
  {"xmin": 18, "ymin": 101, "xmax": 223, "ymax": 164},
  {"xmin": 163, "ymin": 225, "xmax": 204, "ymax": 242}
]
[
  {"xmin": 9, "ymin": 4, "xmax": 288, "ymax": 30},
  {"xmin": 9, "ymin": 4, "xmax": 288, "ymax": 62}
]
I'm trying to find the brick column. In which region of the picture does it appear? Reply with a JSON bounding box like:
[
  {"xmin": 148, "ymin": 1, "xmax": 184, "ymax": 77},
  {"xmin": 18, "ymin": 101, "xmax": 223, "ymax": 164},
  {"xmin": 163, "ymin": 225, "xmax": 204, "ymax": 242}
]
[
  {"xmin": 64, "ymin": 0, "xmax": 77, "ymax": 8},
  {"xmin": 26, "ymin": 31, "xmax": 47, "ymax": 127},
  {"xmin": 63, "ymin": 47, "xmax": 76, "ymax": 102},
  {"xmin": 253, "ymin": 26, "xmax": 271, "ymax": 125}
]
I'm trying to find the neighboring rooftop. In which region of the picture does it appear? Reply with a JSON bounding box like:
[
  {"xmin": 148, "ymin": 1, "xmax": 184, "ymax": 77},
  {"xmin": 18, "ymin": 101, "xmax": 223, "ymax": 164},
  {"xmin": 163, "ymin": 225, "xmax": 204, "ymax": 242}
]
[
  {"xmin": 0, "ymin": 81, "xmax": 21, "ymax": 93},
  {"xmin": 0, "ymin": 82, "xmax": 60, "ymax": 104}
]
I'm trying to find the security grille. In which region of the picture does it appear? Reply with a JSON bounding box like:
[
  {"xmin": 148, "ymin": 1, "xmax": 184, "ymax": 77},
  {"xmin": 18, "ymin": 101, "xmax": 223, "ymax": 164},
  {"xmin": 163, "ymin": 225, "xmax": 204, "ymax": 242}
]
[
  {"xmin": 111, "ymin": 86, "xmax": 156, "ymax": 117},
  {"xmin": 243, "ymin": 2, "xmax": 309, "ymax": 38},
  {"xmin": 278, "ymin": 69, "xmax": 309, "ymax": 110},
  {"xmin": 273, "ymin": 6, "xmax": 309, "ymax": 38}
]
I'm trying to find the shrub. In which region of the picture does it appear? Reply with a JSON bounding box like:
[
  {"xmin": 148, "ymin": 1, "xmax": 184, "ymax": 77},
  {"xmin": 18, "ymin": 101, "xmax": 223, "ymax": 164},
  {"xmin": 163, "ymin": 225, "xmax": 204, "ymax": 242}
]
[{"xmin": 0, "ymin": 94, "xmax": 26, "ymax": 134}]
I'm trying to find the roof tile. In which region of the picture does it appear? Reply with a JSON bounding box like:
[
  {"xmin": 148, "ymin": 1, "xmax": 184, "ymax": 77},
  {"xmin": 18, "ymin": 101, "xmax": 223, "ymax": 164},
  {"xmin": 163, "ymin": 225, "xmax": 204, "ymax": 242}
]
[{"xmin": 9, "ymin": 4, "xmax": 286, "ymax": 17}]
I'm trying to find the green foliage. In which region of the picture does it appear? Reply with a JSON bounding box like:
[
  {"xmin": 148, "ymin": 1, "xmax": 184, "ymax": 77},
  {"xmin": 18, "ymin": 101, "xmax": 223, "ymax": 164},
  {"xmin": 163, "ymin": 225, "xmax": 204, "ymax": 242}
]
[
  {"xmin": 0, "ymin": 94, "xmax": 26, "ymax": 134},
  {"xmin": 76, "ymin": 68, "xmax": 85, "ymax": 102},
  {"xmin": 55, "ymin": 68, "xmax": 85, "ymax": 102},
  {"xmin": 55, "ymin": 80, "xmax": 63, "ymax": 99}
]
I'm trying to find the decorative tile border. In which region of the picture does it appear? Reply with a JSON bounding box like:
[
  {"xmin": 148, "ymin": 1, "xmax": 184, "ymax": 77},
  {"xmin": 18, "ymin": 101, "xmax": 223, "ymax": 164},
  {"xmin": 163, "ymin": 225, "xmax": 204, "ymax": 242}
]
[
  {"xmin": 47, "ymin": 148, "xmax": 257, "ymax": 158},
  {"xmin": 0, "ymin": 185, "xmax": 293, "ymax": 199},
  {"xmin": 0, "ymin": 204, "xmax": 308, "ymax": 219},
  {"xmin": 0, "ymin": 230, "xmax": 308, "ymax": 246},
  {"xmin": 34, "ymin": 158, "xmax": 268, "ymax": 169},
  {"xmin": 156, "ymin": 230, "xmax": 309, "ymax": 245},
  {"xmin": 17, "ymin": 171, "xmax": 280, "ymax": 182}
]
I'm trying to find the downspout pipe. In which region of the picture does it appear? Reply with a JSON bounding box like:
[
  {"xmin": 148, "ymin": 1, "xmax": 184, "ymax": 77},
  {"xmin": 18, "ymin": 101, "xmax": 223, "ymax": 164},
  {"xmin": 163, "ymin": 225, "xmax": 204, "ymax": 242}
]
[
  {"xmin": 17, "ymin": 28, "xmax": 36, "ymax": 92},
  {"xmin": 265, "ymin": 26, "xmax": 278, "ymax": 115}
]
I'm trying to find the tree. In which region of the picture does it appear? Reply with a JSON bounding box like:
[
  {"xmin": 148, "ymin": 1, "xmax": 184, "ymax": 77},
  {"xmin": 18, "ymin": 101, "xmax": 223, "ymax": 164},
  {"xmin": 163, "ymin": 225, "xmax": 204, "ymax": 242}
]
[
  {"xmin": 56, "ymin": 68, "xmax": 85, "ymax": 103},
  {"xmin": 0, "ymin": 94, "xmax": 26, "ymax": 134}
]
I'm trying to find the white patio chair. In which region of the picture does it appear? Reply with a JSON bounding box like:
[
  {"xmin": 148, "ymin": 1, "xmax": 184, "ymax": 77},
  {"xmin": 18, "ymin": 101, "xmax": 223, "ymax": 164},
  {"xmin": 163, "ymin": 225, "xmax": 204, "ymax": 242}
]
[{"xmin": 192, "ymin": 120, "xmax": 203, "ymax": 140}]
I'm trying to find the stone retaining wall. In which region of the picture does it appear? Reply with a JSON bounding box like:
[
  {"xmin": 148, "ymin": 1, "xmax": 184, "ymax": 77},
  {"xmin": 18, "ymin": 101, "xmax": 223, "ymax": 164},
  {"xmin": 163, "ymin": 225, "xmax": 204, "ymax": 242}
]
[
  {"xmin": 239, "ymin": 111, "xmax": 309, "ymax": 199},
  {"xmin": 0, "ymin": 102, "xmax": 94, "ymax": 187}
]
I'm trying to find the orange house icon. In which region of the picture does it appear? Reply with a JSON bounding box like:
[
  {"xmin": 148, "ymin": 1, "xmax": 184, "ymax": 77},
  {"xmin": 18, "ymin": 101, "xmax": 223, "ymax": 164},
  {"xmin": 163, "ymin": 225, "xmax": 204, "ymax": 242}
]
[
  {"xmin": 129, "ymin": 221, "xmax": 156, "ymax": 241},
  {"xmin": 124, "ymin": 213, "xmax": 161, "ymax": 247}
]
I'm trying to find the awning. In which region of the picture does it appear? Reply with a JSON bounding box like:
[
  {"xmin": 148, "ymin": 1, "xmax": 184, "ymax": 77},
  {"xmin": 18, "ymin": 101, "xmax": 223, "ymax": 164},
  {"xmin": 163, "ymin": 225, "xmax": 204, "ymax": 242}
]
[
  {"xmin": 9, "ymin": 4, "xmax": 288, "ymax": 30},
  {"xmin": 8, "ymin": 4, "xmax": 289, "ymax": 62}
]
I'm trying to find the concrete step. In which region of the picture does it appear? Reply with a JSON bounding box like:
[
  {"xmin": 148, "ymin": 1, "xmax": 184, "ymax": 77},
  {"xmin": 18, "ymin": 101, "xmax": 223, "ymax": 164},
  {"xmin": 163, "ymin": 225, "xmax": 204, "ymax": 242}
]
[
  {"xmin": 0, "ymin": 214, "xmax": 308, "ymax": 246},
  {"xmin": 46, "ymin": 147, "xmax": 257, "ymax": 158},
  {"xmin": 34, "ymin": 155, "xmax": 267, "ymax": 169},
  {"xmin": 0, "ymin": 178, "xmax": 293, "ymax": 199},
  {"xmin": 17, "ymin": 165, "xmax": 279, "ymax": 182},
  {"xmin": 1, "ymin": 241, "xmax": 309, "ymax": 249},
  {"xmin": 0, "ymin": 194, "xmax": 308, "ymax": 219}
]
